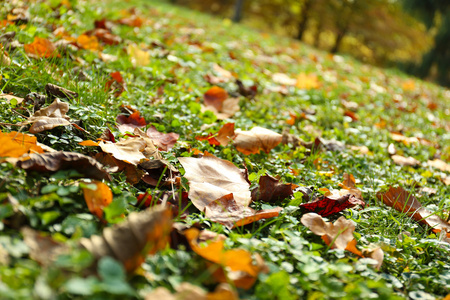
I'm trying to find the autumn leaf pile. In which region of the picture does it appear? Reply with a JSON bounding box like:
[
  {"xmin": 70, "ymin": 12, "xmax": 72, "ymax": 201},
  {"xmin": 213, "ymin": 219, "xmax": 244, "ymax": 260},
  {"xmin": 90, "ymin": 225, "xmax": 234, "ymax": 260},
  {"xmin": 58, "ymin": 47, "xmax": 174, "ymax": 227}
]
[{"xmin": 0, "ymin": 0, "xmax": 449, "ymax": 299}]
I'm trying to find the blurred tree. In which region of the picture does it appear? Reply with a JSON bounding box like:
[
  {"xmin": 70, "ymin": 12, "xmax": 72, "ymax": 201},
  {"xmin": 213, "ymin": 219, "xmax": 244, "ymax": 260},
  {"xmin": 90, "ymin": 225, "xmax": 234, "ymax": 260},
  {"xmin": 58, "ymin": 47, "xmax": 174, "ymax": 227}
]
[
  {"xmin": 403, "ymin": 0, "xmax": 450, "ymax": 86},
  {"xmin": 233, "ymin": 0, "xmax": 245, "ymax": 23}
]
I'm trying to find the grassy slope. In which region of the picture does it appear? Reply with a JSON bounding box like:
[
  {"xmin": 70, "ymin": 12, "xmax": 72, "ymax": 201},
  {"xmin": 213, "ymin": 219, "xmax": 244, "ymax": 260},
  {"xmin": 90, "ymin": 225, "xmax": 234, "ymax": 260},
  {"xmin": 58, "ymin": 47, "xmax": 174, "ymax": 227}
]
[{"xmin": 1, "ymin": 0, "xmax": 449, "ymax": 299}]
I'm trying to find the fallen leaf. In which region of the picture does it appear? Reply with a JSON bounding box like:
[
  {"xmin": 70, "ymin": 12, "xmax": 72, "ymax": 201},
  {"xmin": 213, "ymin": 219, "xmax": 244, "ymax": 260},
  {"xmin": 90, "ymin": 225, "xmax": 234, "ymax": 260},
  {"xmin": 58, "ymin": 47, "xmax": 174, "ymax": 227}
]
[
  {"xmin": 144, "ymin": 282, "xmax": 237, "ymax": 300},
  {"xmin": 178, "ymin": 152, "xmax": 251, "ymax": 211},
  {"xmin": 76, "ymin": 34, "xmax": 100, "ymax": 50},
  {"xmin": 94, "ymin": 152, "xmax": 144, "ymax": 184},
  {"xmin": 391, "ymin": 155, "xmax": 420, "ymax": 167},
  {"xmin": 0, "ymin": 131, "xmax": 44, "ymax": 158},
  {"xmin": 185, "ymin": 227, "xmax": 267, "ymax": 289},
  {"xmin": 300, "ymin": 194, "xmax": 365, "ymax": 217},
  {"xmin": 272, "ymin": 73, "xmax": 296, "ymax": 86},
  {"xmin": 146, "ymin": 126, "xmax": 179, "ymax": 151},
  {"xmin": 390, "ymin": 132, "xmax": 419, "ymax": 145},
  {"xmin": 98, "ymin": 130, "xmax": 160, "ymax": 165},
  {"xmin": 196, "ymin": 123, "xmax": 235, "ymax": 147},
  {"xmin": 339, "ymin": 173, "xmax": 363, "ymax": 200},
  {"xmin": 105, "ymin": 71, "xmax": 126, "ymax": 97},
  {"xmin": 377, "ymin": 186, "xmax": 450, "ymax": 237},
  {"xmin": 87, "ymin": 28, "xmax": 121, "ymax": 45},
  {"xmin": 116, "ymin": 111, "xmax": 147, "ymax": 133},
  {"xmin": 234, "ymin": 127, "xmax": 282, "ymax": 155},
  {"xmin": 362, "ymin": 247, "xmax": 384, "ymax": 270},
  {"xmin": 45, "ymin": 83, "xmax": 78, "ymax": 100},
  {"xmin": 301, "ymin": 213, "xmax": 355, "ymax": 250},
  {"xmin": 80, "ymin": 206, "xmax": 172, "ymax": 272},
  {"xmin": 0, "ymin": 93, "xmax": 24, "ymax": 104},
  {"xmin": 21, "ymin": 98, "xmax": 71, "ymax": 133},
  {"xmin": 127, "ymin": 44, "xmax": 150, "ymax": 67},
  {"xmin": 428, "ymin": 159, "xmax": 450, "ymax": 172},
  {"xmin": 16, "ymin": 151, "xmax": 111, "ymax": 181},
  {"xmin": 296, "ymin": 73, "xmax": 320, "ymax": 90},
  {"xmin": 204, "ymin": 86, "xmax": 228, "ymax": 112},
  {"xmin": 204, "ymin": 193, "xmax": 282, "ymax": 229},
  {"xmin": 21, "ymin": 227, "xmax": 69, "ymax": 267},
  {"xmin": 24, "ymin": 37, "xmax": 59, "ymax": 58},
  {"xmin": 82, "ymin": 180, "xmax": 113, "ymax": 220},
  {"xmin": 251, "ymin": 174, "xmax": 295, "ymax": 202}
]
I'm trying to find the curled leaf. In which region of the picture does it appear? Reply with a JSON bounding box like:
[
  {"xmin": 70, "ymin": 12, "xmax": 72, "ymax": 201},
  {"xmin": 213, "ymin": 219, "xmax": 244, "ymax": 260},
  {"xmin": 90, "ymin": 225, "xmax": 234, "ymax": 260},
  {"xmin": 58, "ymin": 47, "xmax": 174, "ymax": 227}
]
[
  {"xmin": 16, "ymin": 151, "xmax": 111, "ymax": 181},
  {"xmin": 146, "ymin": 126, "xmax": 179, "ymax": 151},
  {"xmin": 251, "ymin": 174, "xmax": 296, "ymax": 202}
]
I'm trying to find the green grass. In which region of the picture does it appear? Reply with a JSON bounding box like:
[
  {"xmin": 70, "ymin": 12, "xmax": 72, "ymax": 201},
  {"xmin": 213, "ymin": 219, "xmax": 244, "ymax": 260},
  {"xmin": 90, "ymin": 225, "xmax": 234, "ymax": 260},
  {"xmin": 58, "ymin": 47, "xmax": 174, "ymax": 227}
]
[{"xmin": 1, "ymin": 0, "xmax": 449, "ymax": 299}]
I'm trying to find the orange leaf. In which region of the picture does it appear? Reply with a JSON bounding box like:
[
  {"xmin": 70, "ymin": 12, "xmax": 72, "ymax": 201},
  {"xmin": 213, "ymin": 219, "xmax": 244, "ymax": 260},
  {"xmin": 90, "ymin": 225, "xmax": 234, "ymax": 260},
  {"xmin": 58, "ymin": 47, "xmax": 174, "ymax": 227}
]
[
  {"xmin": 78, "ymin": 140, "xmax": 100, "ymax": 146},
  {"xmin": 77, "ymin": 34, "xmax": 100, "ymax": 50},
  {"xmin": 296, "ymin": 73, "xmax": 320, "ymax": 90},
  {"xmin": 24, "ymin": 37, "xmax": 59, "ymax": 58},
  {"xmin": 0, "ymin": 131, "xmax": 44, "ymax": 158},
  {"xmin": 82, "ymin": 180, "xmax": 113, "ymax": 220},
  {"xmin": 185, "ymin": 227, "xmax": 266, "ymax": 289},
  {"xmin": 204, "ymin": 86, "xmax": 228, "ymax": 112}
]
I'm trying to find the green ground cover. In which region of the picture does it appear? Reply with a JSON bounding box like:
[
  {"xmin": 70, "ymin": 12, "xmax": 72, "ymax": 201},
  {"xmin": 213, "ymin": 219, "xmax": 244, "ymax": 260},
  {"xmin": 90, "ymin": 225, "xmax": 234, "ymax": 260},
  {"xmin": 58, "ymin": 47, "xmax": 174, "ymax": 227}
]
[{"xmin": 0, "ymin": 0, "xmax": 449, "ymax": 299}]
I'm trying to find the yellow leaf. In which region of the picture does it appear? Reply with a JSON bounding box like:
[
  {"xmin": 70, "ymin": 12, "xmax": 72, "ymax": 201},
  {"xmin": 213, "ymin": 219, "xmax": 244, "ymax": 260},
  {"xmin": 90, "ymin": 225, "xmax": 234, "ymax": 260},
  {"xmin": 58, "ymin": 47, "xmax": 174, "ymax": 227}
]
[
  {"xmin": 296, "ymin": 73, "xmax": 320, "ymax": 90},
  {"xmin": 127, "ymin": 44, "xmax": 150, "ymax": 67}
]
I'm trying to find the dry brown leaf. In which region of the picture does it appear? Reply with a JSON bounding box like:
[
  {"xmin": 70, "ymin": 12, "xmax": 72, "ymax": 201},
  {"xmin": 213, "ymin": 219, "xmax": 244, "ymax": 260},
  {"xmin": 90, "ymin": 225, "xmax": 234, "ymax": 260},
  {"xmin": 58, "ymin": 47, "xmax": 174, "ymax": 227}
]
[
  {"xmin": 185, "ymin": 227, "xmax": 267, "ymax": 289},
  {"xmin": 251, "ymin": 174, "xmax": 296, "ymax": 202},
  {"xmin": 428, "ymin": 159, "xmax": 450, "ymax": 172},
  {"xmin": 21, "ymin": 227, "xmax": 69, "ymax": 266},
  {"xmin": 98, "ymin": 129, "xmax": 160, "ymax": 165},
  {"xmin": 45, "ymin": 83, "xmax": 78, "ymax": 100},
  {"xmin": 204, "ymin": 86, "xmax": 228, "ymax": 112},
  {"xmin": 16, "ymin": 151, "xmax": 111, "ymax": 181},
  {"xmin": 391, "ymin": 155, "xmax": 420, "ymax": 167},
  {"xmin": 21, "ymin": 98, "xmax": 71, "ymax": 133},
  {"xmin": 82, "ymin": 180, "xmax": 113, "ymax": 220},
  {"xmin": 362, "ymin": 247, "xmax": 384, "ymax": 270},
  {"xmin": 178, "ymin": 152, "xmax": 251, "ymax": 211},
  {"xmin": 377, "ymin": 186, "xmax": 450, "ymax": 238},
  {"xmin": 205, "ymin": 193, "xmax": 282, "ymax": 229},
  {"xmin": 234, "ymin": 127, "xmax": 282, "ymax": 155},
  {"xmin": 80, "ymin": 206, "xmax": 172, "ymax": 272}
]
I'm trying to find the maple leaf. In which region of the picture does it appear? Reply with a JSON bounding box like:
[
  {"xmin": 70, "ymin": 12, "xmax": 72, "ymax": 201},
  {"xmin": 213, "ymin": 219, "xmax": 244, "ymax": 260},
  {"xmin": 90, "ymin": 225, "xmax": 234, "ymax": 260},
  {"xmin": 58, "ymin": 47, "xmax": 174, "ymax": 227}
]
[
  {"xmin": 300, "ymin": 194, "xmax": 365, "ymax": 217},
  {"xmin": 204, "ymin": 193, "xmax": 282, "ymax": 229},
  {"xmin": 24, "ymin": 37, "xmax": 59, "ymax": 58},
  {"xmin": 234, "ymin": 127, "xmax": 282, "ymax": 155},
  {"xmin": 82, "ymin": 180, "xmax": 113, "ymax": 220},
  {"xmin": 178, "ymin": 152, "xmax": 251, "ymax": 211},
  {"xmin": 377, "ymin": 186, "xmax": 450, "ymax": 238}
]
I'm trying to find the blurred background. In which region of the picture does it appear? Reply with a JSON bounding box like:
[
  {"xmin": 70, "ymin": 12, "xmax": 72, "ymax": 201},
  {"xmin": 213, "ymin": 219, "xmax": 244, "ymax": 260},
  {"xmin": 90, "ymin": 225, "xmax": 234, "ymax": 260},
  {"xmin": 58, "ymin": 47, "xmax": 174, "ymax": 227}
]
[{"xmin": 168, "ymin": 0, "xmax": 449, "ymax": 88}]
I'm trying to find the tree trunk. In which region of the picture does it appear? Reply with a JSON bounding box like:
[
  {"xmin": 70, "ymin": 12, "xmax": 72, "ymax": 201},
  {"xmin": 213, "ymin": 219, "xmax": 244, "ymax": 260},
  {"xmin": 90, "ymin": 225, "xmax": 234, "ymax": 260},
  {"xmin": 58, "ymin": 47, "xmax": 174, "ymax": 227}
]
[
  {"xmin": 232, "ymin": 0, "xmax": 245, "ymax": 23},
  {"xmin": 296, "ymin": 0, "xmax": 313, "ymax": 40}
]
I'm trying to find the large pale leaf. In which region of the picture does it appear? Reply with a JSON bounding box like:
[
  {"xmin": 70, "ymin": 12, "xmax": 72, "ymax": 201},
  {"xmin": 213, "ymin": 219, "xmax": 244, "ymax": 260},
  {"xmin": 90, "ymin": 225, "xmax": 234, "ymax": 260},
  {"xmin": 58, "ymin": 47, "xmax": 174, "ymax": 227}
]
[
  {"xmin": 178, "ymin": 152, "xmax": 251, "ymax": 211},
  {"xmin": 21, "ymin": 99, "xmax": 71, "ymax": 133},
  {"xmin": 234, "ymin": 127, "xmax": 282, "ymax": 155}
]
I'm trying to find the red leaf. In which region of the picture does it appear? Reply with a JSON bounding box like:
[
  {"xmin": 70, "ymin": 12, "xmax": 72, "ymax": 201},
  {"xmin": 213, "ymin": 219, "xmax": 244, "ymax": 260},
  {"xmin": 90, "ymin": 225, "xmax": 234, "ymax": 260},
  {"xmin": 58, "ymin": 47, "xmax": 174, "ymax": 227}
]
[
  {"xmin": 300, "ymin": 194, "xmax": 365, "ymax": 217},
  {"xmin": 146, "ymin": 126, "xmax": 179, "ymax": 151},
  {"xmin": 251, "ymin": 174, "xmax": 296, "ymax": 202},
  {"xmin": 116, "ymin": 111, "xmax": 147, "ymax": 133}
]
